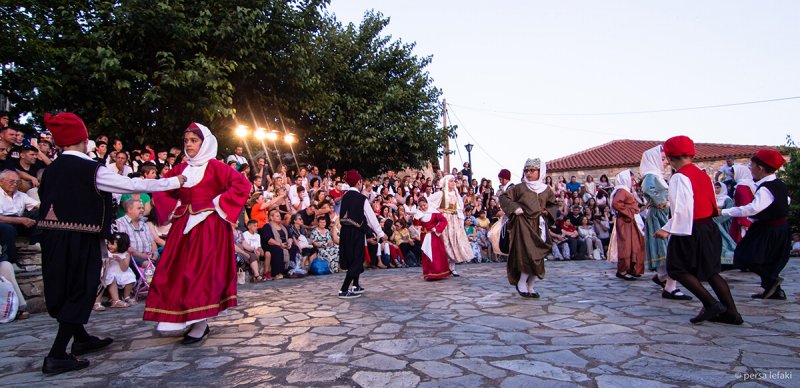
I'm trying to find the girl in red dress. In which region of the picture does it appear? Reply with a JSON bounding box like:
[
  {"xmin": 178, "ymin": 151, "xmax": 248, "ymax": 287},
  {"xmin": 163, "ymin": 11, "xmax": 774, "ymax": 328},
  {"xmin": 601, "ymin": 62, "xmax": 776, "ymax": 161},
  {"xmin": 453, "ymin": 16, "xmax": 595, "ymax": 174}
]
[
  {"xmin": 144, "ymin": 123, "xmax": 250, "ymax": 344},
  {"xmin": 413, "ymin": 197, "xmax": 450, "ymax": 280},
  {"xmin": 729, "ymin": 164, "xmax": 755, "ymax": 243}
]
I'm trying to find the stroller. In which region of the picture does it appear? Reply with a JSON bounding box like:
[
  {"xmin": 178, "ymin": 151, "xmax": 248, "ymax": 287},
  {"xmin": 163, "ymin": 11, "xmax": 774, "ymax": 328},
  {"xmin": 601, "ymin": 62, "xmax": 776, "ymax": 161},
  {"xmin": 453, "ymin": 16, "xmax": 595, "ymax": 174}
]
[{"xmin": 130, "ymin": 256, "xmax": 156, "ymax": 300}]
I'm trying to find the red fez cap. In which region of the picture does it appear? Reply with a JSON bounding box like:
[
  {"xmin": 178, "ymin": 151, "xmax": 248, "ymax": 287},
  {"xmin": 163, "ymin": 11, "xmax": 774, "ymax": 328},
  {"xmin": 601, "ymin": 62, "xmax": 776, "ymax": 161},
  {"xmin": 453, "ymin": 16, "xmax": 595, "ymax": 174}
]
[
  {"xmin": 498, "ymin": 169, "xmax": 511, "ymax": 180},
  {"xmin": 43, "ymin": 112, "xmax": 88, "ymax": 148},
  {"xmin": 344, "ymin": 169, "xmax": 362, "ymax": 186},
  {"xmin": 753, "ymin": 149, "xmax": 785, "ymax": 170},
  {"xmin": 663, "ymin": 136, "xmax": 695, "ymax": 157}
]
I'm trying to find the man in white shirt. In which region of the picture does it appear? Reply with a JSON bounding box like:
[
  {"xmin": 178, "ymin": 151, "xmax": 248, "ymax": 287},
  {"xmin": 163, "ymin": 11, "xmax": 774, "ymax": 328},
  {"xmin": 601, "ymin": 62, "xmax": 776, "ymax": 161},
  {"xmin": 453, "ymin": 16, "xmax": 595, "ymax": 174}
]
[
  {"xmin": 288, "ymin": 175, "xmax": 309, "ymax": 214},
  {"xmin": 108, "ymin": 152, "xmax": 133, "ymax": 177},
  {"xmin": 0, "ymin": 170, "xmax": 40, "ymax": 269},
  {"xmin": 655, "ymin": 136, "xmax": 741, "ymax": 325},
  {"xmin": 115, "ymin": 198, "xmax": 159, "ymax": 267},
  {"xmin": 226, "ymin": 146, "xmax": 247, "ymax": 169}
]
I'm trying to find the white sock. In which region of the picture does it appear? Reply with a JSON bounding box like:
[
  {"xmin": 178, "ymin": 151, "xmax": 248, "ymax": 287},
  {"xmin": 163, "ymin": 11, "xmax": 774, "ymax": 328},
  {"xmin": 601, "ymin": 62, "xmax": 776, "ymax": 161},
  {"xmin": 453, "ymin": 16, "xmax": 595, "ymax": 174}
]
[
  {"xmin": 187, "ymin": 320, "xmax": 208, "ymax": 337},
  {"xmin": 664, "ymin": 278, "xmax": 678, "ymax": 293},
  {"xmin": 517, "ymin": 273, "xmax": 529, "ymax": 293},
  {"xmin": 526, "ymin": 275, "xmax": 536, "ymax": 293}
]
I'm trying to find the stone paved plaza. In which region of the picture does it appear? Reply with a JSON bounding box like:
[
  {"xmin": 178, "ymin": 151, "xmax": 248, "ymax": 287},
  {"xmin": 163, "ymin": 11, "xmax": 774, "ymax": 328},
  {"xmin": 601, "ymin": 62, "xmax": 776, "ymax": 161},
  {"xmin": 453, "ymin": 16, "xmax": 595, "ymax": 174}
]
[{"xmin": 1, "ymin": 259, "xmax": 799, "ymax": 387}]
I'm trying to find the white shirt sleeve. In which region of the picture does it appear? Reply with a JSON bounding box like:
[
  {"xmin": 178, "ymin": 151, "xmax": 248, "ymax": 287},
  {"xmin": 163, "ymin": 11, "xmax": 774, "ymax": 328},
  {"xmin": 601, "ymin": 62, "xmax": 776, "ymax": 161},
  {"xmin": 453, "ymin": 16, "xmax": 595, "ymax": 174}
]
[
  {"xmin": 96, "ymin": 165, "xmax": 181, "ymax": 194},
  {"xmin": 22, "ymin": 192, "xmax": 40, "ymax": 211},
  {"xmin": 363, "ymin": 198, "xmax": 385, "ymax": 239},
  {"xmin": 661, "ymin": 174, "xmax": 694, "ymax": 236},
  {"xmin": 721, "ymin": 187, "xmax": 774, "ymax": 218}
]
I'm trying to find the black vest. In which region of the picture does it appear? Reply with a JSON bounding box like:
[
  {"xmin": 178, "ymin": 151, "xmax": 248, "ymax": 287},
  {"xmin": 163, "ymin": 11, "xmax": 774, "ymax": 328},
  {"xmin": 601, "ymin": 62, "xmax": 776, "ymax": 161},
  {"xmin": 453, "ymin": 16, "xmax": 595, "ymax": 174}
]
[
  {"xmin": 37, "ymin": 154, "xmax": 114, "ymax": 237},
  {"xmin": 339, "ymin": 190, "xmax": 373, "ymax": 235},
  {"xmin": 754, "ymin": 178, "xmax": 788, "ymax": 222}
]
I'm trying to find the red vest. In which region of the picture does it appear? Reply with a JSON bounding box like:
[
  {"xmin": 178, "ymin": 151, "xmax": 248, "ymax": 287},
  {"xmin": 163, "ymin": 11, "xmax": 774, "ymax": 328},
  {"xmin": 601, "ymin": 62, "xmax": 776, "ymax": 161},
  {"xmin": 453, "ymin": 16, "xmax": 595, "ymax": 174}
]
[{"xmin": 677, "ymin": 163, "xmax": 719, "ymax": 219}]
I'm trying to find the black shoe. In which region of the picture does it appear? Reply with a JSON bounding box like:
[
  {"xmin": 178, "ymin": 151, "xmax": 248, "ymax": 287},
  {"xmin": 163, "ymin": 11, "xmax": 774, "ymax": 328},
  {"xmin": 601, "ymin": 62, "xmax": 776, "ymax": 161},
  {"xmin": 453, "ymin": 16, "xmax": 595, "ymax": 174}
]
[
  {"xmin": 516, "ymin": 287, "xmax": 530, "ymax": 298},
  {"xmin": 526, "ymin": 291, "xmax": 540, "ymax": 299},
  {"xmin": 351, "ymin": 286, "xmax": 365, "ymax": 295},
  {"xmin": 71, "ymin": 336, "xmax": 114, "ymax": 356},
  {"xmin": 709, "ymin": 312, "xmax": 744, "ymax": 325},
  {"xmin": 616, "ymin": 273, "xmax": 636, "ymax": 281},
  {"xmin": 451, "ymin": 271, "xmax": 460, "ymax": 277},
  {"xmin": 652, "ymin": 275, "xmax": 666, "ymax": 288},
  {"xmin": 181, "ymin": 325, "xmax": 210, "ymax": 345},
  {"xmin": 662, "ymin": 289, "xmax": 693, "ymax": 301},
  {"xmin": 689, "ymin": 302, "xmax": 727, "ymax": 324},
  {"xmin": 338, "ymin": 290, "xmax": 361, "ymax": 299},
  {"xmin": 768, "ymin": 289, "xmax": 787, "ymax": 300},
  {"xmin": 762, "ymin": 277, "xmax": 784, "ymax": 299},
  {"xmin": 42, "ymin": 354, "xmax": 90, "ymax": 375}
]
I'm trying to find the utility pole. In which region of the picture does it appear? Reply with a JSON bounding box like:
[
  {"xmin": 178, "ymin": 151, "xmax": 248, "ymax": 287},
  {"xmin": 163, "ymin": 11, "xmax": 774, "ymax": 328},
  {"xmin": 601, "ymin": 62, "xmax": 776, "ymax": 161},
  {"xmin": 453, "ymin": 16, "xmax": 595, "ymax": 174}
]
[{"xmin": 443, "ymin": 98, "xmax": 450, "ymax": 173}]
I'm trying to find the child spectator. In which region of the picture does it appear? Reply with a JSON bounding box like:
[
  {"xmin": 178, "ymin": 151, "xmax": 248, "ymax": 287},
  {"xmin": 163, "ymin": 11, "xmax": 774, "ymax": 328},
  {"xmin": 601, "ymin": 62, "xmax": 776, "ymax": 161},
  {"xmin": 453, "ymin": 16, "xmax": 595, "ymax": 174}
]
[
  {"xmin": 94, "ymin": 233, "xmax": 136, "ymax": 310},
  {"xmin": 241, "ymin": 220, "xmax": 266, "ymax": 282},
  {"xmin": 791, "ymin": 233, "xmax": 800, "ymax": 257}
]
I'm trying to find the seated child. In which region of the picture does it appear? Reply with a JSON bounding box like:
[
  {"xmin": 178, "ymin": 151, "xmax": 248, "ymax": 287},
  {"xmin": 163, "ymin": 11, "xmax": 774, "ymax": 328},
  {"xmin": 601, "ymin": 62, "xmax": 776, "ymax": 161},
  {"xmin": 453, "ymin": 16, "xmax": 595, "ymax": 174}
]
[
  {"xmin": 94, "ymin": 232, "xmax": 137, "ymax": 310},
  {"xmin": 791, "ymin": 233, "xmax": 800, "ymax": 257}
]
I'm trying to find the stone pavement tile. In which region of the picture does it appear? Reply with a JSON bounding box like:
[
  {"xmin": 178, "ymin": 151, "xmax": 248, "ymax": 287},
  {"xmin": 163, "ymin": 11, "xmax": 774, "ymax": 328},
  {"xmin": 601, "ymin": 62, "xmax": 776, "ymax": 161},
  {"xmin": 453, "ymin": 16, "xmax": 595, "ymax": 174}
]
[
  {"xmin": 578, "ymin": 344, "xmax": 640, "ymax": 364},
  {"xmin": 287, "ymin": 332, "xmax": 345, "ymax": 352},
  {"xmin": 542, "ymin": 318, "xmax": 585, "ymax": 329},
  {"xmin": 491, "ymin": 360, "xmax": 590, "ymax": 383},
  {"xmin": 460, "ymin": 345, "xmax": 526, "ymax": 358},
  {"xmin": 497, "ymin": 332, "xmax": 545, "ymax": 345},
  {"xmin": 526, "ymin": 350, "xmax": 589, "ymax": 369},
  {"xmin": 410, "ymin": 361, "xmax": 463, "ymax": 378},
  {"xmin": 120, "ymin": 361, "xmax": 189, "ymax": 377},
  {"xmin": 500, "ymin": 374, "xmax": 582, "ymax": 388},
  {"xmin": 351, "ymin": 371, "xmax": 420, "ymax": 388},
  {"xmin": 196, "ymin": 356, "xmax": 235, "ymax": 369},
  {"xmin": 595, "ymin": 375, "xmax": 677, "ymax": 388},
  {"xmin": 621, "ymin": 356, "xmax": 738, "ymax": 386},
  {"xmin": 240, "ymin": 352, "xmax": 301, "ymax": 367},
  {"xmin": 567, "ymin": 323, "xmax": 635, "ymax": 335},
  {"xmin": 360, "ymin": 338, "xmax": 447, "ymax": 356},
  {"xmin": 449, "ymin": 358, "xmax": 507, "ymax": 379},
  {"xmin": 417, "ymin": 374, "xmax": 487, "ymax": 388},
  {"xmin": 351, "ymin": 354, "xmax": 407, "ymax": 370},
  {"xmin": 552, "ymin": 334, "xmax": 650, "ymax": 345},
  {"xmin": 463, "ymin": 315, "xmax": 538, "ymax": 331},
  {"xmin": 711, "ymin": 337, "xmax": 796, "ymax": 356},
  {"xmin": 285, "ymin": 363, "xmax": 349, "ymax": 384},
  {"xmin": 741, "ymin": 352, "xmax": 800, "ymax": 368},
  {"xmin": 407, "ymin": 344, "xmax": 457, "ymax": 360}
]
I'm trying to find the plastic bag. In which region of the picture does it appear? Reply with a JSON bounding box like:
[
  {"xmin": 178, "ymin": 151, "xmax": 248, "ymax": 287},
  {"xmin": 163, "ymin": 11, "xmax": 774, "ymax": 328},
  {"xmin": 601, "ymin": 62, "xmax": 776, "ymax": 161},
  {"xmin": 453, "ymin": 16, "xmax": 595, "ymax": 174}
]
[
  {"xmin": 309, "ymin": 258, "xmax": 332, "ymax": 275},
  {"xmin": 0, "ymin": 276, "xmax": 19, "ymax": 323},
  {"xmin": 237, "ymin": 268, "xmax": 246, "ymax": 285}
]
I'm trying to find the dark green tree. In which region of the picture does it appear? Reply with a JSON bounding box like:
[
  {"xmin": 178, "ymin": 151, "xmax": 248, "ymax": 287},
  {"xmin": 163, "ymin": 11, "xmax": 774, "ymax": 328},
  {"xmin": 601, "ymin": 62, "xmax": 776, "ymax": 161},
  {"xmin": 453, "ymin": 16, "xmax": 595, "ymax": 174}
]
[
  {"xmin": 779, "ymin": 135, "xmax": 800, "ymax": 232},
  {"xmin": 1, "ymin": 2, "xmax": 445, "ymax": 174}
]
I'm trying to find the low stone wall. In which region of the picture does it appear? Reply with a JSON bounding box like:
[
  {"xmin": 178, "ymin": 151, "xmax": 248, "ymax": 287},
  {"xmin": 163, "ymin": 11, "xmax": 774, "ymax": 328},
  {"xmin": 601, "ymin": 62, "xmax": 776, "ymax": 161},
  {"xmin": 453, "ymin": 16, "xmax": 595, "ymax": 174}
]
[{"xmin": 16, "ymin": 240, "xmax": 46, "ymax": 314}]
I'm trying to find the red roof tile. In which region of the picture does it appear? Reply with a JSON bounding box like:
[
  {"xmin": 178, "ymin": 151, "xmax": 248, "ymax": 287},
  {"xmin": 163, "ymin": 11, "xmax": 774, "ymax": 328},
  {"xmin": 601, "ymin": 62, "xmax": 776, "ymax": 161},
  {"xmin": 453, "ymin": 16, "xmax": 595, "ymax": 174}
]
[{"xmin": 547, "ymin": 139, "xmax": 784, "ymax": 172}]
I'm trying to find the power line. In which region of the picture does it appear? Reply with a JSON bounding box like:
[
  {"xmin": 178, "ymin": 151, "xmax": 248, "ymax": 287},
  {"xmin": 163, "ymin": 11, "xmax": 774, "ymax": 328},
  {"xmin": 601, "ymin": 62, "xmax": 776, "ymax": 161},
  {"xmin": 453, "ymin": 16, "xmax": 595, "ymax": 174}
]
[
  {"xmin": 447, "ymin": 104, "xmax": 521, "ymax": 180},
  {"xmin": 449, "ymin": 95, "xmax": 800, "ymax": 117}
]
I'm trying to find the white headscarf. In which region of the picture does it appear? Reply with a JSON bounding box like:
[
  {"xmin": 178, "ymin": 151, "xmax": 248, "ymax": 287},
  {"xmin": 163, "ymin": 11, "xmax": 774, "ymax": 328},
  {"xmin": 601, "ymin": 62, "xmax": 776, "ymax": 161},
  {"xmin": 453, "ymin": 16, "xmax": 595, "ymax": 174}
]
[
  {"xmin": 412, "ymin": 199, "xmax": 439, "ymax": 222},
  {"xmin": 715, "ymin": 183, "xmax": 730, "ymax": 208},
  {"xmin": 427, "ymin": 175, "xmax": 465, "ymax": 219},
  {"xmin": 732, "ymin": 164, "xmax": 756, "ymax": 195},
  {"xmin": 610, "ymin": 169, "xmax": 632, "ymax": 202},
  {"xmin": 639, "ymin": 145, "xmax": 668, "ymax": 188},
  {"xmin": 523, "ymin": 158, "xmax": 548, "ymax": 194},
  {"xmin": 182, "ymin": 123, "xmax": 218, "ymax": 188}
]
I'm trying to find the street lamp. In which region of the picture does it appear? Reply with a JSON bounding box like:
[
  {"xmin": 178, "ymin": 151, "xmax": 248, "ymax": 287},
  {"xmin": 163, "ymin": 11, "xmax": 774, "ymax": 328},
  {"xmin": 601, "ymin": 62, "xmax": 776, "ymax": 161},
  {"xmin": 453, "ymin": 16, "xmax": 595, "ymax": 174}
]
[{"xmin": 464, "ymin": 143, "xmax": 474, "ymax": 178}]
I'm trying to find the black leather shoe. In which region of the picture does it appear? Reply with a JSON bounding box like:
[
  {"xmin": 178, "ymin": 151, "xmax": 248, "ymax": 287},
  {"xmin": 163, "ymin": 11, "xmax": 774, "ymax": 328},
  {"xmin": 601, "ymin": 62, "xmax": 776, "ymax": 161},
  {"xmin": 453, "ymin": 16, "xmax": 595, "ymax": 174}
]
[
  {"xmin": 616, "ymin": 273, "xmax": 636, "ymax": 281},
  {"xmin": 71, "ymin": 336, "xmax": 114, "ymax": 356},
  {"xmin": 526, "ymin": 291, "xmax": 540, "ymax": 299},
  {"xmin": 690, "ymin": 302, "xmax": 727, "ymax": 324},
  {"xmin": 762, "ymin": 277, "xmax": 784, "ymax": 299},
  {"xmin": 662, "ymin": 289, "xmax": 693, "ymax": 301},
  {"xmin": 651, "ymin": 275, "xmax": 666, "ymax": 288},
  {"xmin": 516, "ymin": 288, "xmax": 530, "ymax": 298},
  {"xmin": 42, "ymin": 354, "xmax": 90, "ymax": 375},
  {"xmin": 709, "ymin": 312, "xmax": 744, "ymax": 325},
  {"xmin": 181, "ymin": 325, "xmax": 210, "ymax": 345},
  {"xmin": 768, "ymin": 289, "xmax": 787, "ymax": 300}
]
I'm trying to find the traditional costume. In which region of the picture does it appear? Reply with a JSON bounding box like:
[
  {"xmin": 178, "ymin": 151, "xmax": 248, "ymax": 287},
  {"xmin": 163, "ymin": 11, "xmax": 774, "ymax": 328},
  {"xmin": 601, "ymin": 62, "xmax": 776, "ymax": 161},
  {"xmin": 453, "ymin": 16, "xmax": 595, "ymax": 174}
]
[
  {"xmin": 729, "ymin": 164, "xmax": 756, "ymax": 243},
  {"xmin": 427, "ymin": 175, "xmax": 473, "ymax": 275},
  {"xmin": 661, "ymin": 136, "xmax": 741, "ymax": 325},
  {"xmin": 610, "ymin": 170, "xmax": 645, "ymax": 280},
  {"xmin": 412, "ymin": 201, "xmax": 450, "ymax": 280},
  {"xmin": 338, "ymin": 170, "xmax": 385, "ymax": 298},
  {"xmin": 145, "ymin": 123, "xmax": 250, "ymax": 338},
  {"xmin": 713, "ymin": 184, "xmax": 737, "ymax": 267},
  {"xmin": 723, "ymin": 149, "xmax": 790, "ymax": 300},
  {"xmin": 498, "ymin": 158, "xmax": 558, "ymax": 298},
  {"xmin": 640, "ymin": 146, "xmax": 691, "ymax": 300},
  {"xmin": 38, "ymin": 112, "xmax": 182, "ymax": 374}
]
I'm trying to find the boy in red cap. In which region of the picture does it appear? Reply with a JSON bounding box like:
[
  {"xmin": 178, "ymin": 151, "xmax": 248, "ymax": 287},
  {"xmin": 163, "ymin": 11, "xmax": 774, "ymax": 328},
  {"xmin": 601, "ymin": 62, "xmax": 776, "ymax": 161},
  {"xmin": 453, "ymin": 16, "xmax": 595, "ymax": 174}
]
[
  {"xmin": 37, "ymin": 112, "xmax": 186, "ymax": 374},
  {"xmin": 655, "ymin": 136, "xmax": 741, "ymax": 325},
  {"xmin": 337, "ymin": 169, "xmax": 385, "ymax": 298},
  {"xmin": 722, "ymin": 149, "xmax": 789, "ymax": 300}
]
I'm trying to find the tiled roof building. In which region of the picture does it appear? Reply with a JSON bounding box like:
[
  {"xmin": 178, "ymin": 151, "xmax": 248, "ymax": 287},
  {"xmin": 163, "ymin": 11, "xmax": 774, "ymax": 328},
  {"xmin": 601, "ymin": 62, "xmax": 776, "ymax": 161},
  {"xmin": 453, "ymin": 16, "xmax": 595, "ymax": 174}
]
[{"xmin": 546, "ymin": 139, "xmax": 788, "ymax": 179}]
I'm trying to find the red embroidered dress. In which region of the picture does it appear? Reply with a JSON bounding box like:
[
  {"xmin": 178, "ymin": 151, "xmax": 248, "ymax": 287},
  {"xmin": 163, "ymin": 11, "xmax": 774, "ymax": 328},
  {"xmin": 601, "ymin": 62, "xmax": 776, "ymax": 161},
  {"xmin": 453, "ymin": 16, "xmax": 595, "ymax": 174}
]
[
  {"xmin": 144, "ymin": 158, "xmax": 249, "ymax": 325},
  {"xmin": 414, "ymin": 212, "xmax": 450, "ymax": 280}
]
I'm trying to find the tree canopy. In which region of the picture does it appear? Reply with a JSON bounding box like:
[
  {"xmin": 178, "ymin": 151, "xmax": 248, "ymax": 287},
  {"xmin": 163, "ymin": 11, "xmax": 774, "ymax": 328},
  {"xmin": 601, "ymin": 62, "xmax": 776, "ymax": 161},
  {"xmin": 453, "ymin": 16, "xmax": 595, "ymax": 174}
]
[{"xmin": 1, "ymin": 1, "xmax": 446, "ymax": 176}]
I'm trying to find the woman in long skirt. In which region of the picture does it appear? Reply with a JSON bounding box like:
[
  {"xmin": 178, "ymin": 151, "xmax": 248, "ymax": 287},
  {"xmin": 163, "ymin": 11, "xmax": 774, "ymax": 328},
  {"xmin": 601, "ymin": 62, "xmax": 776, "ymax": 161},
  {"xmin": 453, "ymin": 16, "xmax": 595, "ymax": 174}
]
[
  {"xmin": 413, "ymin": 197, "xmax": 450, "ymax": 280},
  {"xmin": 427, "ymin": 175, "xmax": 473, "ymax": 276},
  {"xmin": 145, "ymin": 123, "xmax": 250, "ymax": 344},
  {"xmin": 611, "ymin": 170, "xmax": 646, "ymax": 280}
]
